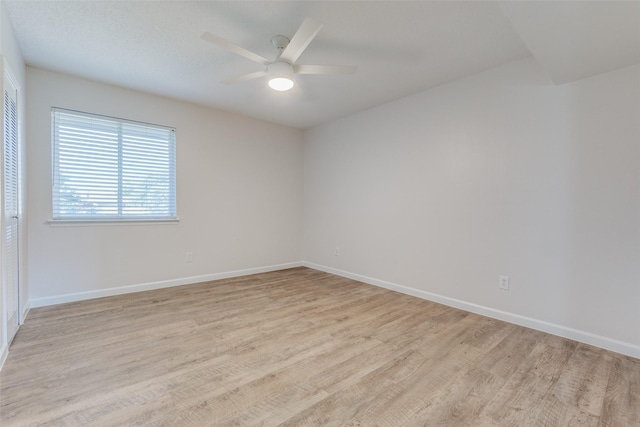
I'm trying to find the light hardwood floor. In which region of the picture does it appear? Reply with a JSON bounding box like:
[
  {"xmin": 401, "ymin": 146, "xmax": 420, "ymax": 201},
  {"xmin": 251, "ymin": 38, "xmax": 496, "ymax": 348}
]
[{"xmin": 1, "ymin": 267, "xmax": 638, "ymax": 426}]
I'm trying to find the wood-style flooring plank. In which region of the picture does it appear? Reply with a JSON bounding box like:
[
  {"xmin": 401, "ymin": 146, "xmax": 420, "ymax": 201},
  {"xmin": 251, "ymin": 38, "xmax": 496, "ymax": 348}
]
[{"xmin": 598, "ymin": 354, "xmax": 640, "ymax": 427}]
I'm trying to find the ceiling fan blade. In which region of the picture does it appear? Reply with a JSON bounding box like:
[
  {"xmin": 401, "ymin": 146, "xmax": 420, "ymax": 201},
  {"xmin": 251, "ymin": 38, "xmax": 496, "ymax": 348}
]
[
  {"xmin": 295, "ymin": 64, "xmax": 357, "ymax": 75},
  {"xmin": 279, "ymin": 18, "xmax": 323, "ymax": 64},
  {"xmin": 201, "ymin": 32, "xmax": 270, "ymax": 65},
  {"xmin": 222, "ymin": 70, "xmax": 268, "ymax": 85}
]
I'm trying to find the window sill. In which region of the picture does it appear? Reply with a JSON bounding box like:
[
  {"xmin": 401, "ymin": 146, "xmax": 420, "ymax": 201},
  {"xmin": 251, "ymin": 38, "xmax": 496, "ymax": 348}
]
[{"xmin": 47, "ymin": 218, "xmax": 180, "ymax": 227}]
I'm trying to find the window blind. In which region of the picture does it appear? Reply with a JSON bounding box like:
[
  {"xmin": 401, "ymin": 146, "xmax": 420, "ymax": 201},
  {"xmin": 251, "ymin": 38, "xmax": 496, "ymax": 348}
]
[
  {"xmin": 52, "ymin": 108, "xmax": 176, "ymax": 221},
  {"xmin": 5, "ymin": 84, "xmax": 18, "ymax": 219}
]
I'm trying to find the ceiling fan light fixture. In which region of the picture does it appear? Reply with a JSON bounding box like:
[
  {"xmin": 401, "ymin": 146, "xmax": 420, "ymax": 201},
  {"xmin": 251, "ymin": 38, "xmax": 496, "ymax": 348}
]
[
  {"xmin": 268, "ymin": 77, "xmax": 294, "ymax": 91},
  {"xmin": 267, "ymin": 61, "xmax": 294, "ymax": 91}
]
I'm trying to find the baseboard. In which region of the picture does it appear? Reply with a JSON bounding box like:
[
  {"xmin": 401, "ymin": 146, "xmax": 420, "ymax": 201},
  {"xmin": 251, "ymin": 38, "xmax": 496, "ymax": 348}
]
[
  {"xmin": 29, "ymin": 262, "xmax": 303, "ymax": 308},
  {"xmin": 21, "ymin": 300, "xmax": 30, "ymax": 324},
  {"xmin": 25, "ymin": 260, "xmax": 640, "ymax": 359},
  {"xmin": 0, "ymin": 301, "xmax": 27, "ymax": 373},
  {"xmin": 0, "ymin": 344, "xmax": 7, "ymax": 372},
  {"xmin": 303, "ymin": 261, "xmax": 640, "ymax": 359}
]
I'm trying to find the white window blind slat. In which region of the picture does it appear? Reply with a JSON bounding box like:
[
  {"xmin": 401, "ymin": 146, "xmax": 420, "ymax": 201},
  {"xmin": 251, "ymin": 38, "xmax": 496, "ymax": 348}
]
[{"xmin": 52, "ymin": 108, "xmax": 177, "ymax": 221}]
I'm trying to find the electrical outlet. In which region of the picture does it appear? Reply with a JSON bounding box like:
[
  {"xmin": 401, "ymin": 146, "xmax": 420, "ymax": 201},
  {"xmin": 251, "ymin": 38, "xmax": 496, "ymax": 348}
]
[
  {"xmin": 498, "ymin": 275, "xmax": 510, "ymax": 290},
  {"xmin": 186, "ymin": 252, "xmax": 193, "ymax": 262},
  {"xmin": 334, "ymin": 246, "xmax": 340, "ymax": 256}
]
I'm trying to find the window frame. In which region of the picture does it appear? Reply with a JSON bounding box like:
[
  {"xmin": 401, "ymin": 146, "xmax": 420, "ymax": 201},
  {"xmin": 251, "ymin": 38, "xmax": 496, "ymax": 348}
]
[{"xmin": 50, "ymin": 108, "xmax": 178, "ymax": 225}]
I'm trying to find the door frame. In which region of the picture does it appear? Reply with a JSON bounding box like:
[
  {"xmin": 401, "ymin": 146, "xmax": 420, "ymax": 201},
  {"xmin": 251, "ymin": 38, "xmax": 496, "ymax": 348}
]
[{"xmin": 1, "ymin": 58, "xmax": 22, "ymax": 348}]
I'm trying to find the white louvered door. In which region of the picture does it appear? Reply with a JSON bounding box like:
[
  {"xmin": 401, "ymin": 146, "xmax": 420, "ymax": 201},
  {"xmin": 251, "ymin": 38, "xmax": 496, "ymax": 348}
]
[{"xmin": 3, "ymin": 68, "xmax": 19, "ymax": 343}]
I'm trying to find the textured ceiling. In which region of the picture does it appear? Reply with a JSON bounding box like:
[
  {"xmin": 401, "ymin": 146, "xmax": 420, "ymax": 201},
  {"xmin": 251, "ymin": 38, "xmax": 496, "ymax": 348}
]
[{"xmin": 5, "ymin": 1, "xmax": 640, "ymax": 129}]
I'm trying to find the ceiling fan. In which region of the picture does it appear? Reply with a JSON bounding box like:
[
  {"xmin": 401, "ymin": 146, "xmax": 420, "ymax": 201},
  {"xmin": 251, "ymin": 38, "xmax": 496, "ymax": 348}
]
[{"xmin": 201, "ymin": 18, "xmax": 357, "ymax": 91}]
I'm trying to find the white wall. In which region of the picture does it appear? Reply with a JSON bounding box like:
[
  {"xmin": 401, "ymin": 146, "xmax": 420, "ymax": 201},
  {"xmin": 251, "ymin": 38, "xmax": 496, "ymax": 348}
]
[
  {"xmin": 1, "ymin": 0, "xmax": 27, "ymax": 367},
  {"xmin": 27, "ymin": 67, "xmax": 303, "ymax": 305},
  {"xmin": 303, "ymin": 58, "xmax": 640, "ymax": 357}
]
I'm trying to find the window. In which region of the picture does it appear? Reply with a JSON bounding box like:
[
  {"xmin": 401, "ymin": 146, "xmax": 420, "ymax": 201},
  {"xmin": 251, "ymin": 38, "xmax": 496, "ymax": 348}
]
[{"xmin": 52, "ymin": 108, "xmax": 176, "ymax": 221}]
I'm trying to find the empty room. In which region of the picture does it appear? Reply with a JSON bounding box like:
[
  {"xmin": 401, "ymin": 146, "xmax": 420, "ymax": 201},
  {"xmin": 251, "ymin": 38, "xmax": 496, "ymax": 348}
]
[{"xmin": 0, "ymin": 1, "xmax": 639, "ymax": 426}]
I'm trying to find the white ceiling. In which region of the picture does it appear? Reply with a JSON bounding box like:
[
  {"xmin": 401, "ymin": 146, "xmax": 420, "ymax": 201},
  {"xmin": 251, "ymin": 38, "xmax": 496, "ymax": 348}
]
[{"xmin": 5, "ymin": 1, "xmax": 640, "ymax": 129}]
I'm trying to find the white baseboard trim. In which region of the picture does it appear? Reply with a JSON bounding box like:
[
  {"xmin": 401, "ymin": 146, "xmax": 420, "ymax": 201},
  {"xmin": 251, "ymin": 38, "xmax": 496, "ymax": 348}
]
[
  {"xmin": 29, "ymin": 262, "xmax": 303, "ymax": 308},
  {"xmin": 21, "ymin": 300, "xmax": 31, "ymax": 324},
  {"xmin": 1, "ymin": 302, "xmax": 28, "ymax": 373},
  {"xmin": 303, "ymin": 261, "xmax": 640, "ymax": 359},
  {"xmin": 25, "ymin": 260, "xmax": 640, "ymax": 359},
  {"xmin": 0, "ymin": 344, "xmax": 7, "ymax": 372}
]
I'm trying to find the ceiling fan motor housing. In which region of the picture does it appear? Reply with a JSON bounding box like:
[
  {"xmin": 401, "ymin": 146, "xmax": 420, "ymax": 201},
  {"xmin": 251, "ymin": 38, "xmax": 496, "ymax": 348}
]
[
  {"xmin": 267, "ymin": 61, "xmax": 295, "ymax": 91},
  {"xmin": 268, "ymin": 61, "xmax": 294, "ymax": 77}
]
